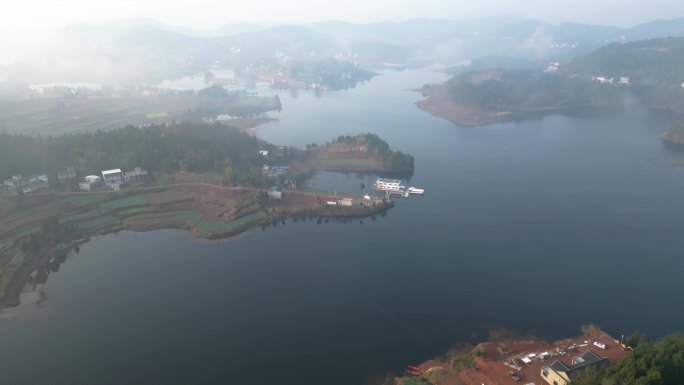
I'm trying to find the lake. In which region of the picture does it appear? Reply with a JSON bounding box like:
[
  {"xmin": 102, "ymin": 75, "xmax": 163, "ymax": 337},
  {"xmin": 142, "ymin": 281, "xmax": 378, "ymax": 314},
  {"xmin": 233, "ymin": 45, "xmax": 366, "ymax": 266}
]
[{"xmin": 2, "ymin": 68, "xmax": 684, "ymax": 385}]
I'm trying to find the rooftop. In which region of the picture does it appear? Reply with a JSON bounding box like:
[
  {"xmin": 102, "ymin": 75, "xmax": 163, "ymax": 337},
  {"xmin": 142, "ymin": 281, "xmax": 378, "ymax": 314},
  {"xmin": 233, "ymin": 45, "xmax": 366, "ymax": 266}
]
[
  {"xmin": 376, "ymin": 178, "xmax": 401, "ymax": 184},
  {"xmin": 102, "ymin": 169, "xmax": 122, "ymax": 175}
]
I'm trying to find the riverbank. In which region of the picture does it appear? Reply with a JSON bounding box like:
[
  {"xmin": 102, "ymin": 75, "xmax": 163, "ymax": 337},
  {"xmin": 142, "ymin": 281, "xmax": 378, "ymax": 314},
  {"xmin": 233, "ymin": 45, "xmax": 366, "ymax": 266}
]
[
  {"xmin": 396, "ymin": 327, "xmax": 629, "ymax": 385},
  {"xmin": 0, "ymin": 183, "xmax": 393, "ymax": 310}
]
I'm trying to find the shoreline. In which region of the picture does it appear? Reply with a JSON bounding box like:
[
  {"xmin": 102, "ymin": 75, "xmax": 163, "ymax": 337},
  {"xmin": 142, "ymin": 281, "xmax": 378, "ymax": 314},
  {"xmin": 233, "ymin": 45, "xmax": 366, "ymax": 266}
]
[
  {"xmin": 415, "ymin": 85, "xmax": 626, "ymax": 127},
  {"xmin": 0, "ymin": 183, "xmax": 394, "ymax": 311},
  {"xmin": 396, "ymin": 326, "xmax": 629, "ymax": 385}
]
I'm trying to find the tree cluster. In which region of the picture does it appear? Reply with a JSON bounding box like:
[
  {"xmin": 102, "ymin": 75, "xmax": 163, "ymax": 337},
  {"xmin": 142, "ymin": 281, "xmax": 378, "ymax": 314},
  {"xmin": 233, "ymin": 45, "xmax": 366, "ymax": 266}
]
[
  {"xmin": 0, "ymin": 122, "xmax": 262, "ymax": 184},
  {"xmin": 331, "ymin": 133, "xmax": 414, "ymax": 172},
  {"xmin": 573, "ymin": 333, "xmax": 684, "ymax": 385},
  {"xmin": 447, "ymin": 70, "xmax": 625, "ymax": 112}
]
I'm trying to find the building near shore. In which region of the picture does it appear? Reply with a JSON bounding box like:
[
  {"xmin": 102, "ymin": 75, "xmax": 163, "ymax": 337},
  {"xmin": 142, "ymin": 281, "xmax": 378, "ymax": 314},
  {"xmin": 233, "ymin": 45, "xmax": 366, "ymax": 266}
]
[
  {"xmin": 102, "ymin": 169, "xmax": 123, "ymax": 186},
  {"xmin": 263, "ymin": 165, "xmax": 289, "ymax": 178},
  {"xmin": 373, "ymin": 178, "xmax": 402, "ymax": 191},
  {"xmin": 541, "ymin": 350, "xmax": 609, "ymax": 385},
  {"xmin": 101, "ymin": 167, "xmax": 148, "ymax": 187},
  {"xmin": 79, "ymin": 175, "xmax": 103, "ymax": 191},
  {"xmin": 58, "ymin": 167, "xmax": 77, "ymax": 183},
  {"xmin": 122, "ymin": 167, "xmax": 148, "ymax": 182},
  {"xmin": 2, "ymin": 174, "xmax": 48, "ymax": 194},
  {"xmin": 267, "ymin": 186, "xmax": 282, "ymax": 200}
]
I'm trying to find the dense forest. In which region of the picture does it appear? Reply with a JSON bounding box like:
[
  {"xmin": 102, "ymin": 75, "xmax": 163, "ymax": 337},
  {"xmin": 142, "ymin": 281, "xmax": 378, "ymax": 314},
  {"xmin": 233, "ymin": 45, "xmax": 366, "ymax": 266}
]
[
  {"xmin": 0, "ymin": 123, "xmax": 264, "ymax": 184},
  {"xmin": 573, "ymin": 333, "xmax": 684, "ymax": 385},
  {"xmin": 446, "ymin": 70, "xmax": 626, "ymax": 112}
]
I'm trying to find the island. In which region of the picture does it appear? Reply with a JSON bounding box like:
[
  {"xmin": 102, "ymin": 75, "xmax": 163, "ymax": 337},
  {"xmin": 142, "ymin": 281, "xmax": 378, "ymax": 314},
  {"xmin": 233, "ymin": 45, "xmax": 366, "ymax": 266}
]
[{"xmin": 0, "ymin": 125, "xmax": 414, "ymax": 311}]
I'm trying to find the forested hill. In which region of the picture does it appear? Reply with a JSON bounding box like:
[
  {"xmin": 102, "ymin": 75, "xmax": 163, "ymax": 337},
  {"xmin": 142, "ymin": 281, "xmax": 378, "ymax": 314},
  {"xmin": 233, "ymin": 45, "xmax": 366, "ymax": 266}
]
[{"xmin": 568, "ymin": 37, "xmax": 684, "ymax": 111}]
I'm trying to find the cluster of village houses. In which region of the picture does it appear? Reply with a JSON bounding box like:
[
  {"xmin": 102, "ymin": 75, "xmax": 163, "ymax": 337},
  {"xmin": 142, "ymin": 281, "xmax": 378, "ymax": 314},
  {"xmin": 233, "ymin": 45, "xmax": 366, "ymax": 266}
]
[
  {"xmin": 78, "ymin": 168, "xmax": 148, "ymax": 191},
  {"xmin": 543, "ymin": 62, "xmax": 632, "ymax": 86},
  {"xmin": 1, "ymin": 166, "xmax": 147, "ymax": 195}
]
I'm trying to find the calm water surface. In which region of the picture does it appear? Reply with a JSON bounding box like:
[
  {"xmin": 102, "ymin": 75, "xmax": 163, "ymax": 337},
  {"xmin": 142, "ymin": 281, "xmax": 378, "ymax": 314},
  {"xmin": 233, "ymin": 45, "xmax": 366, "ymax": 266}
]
[{"xmin": 2, "ymin": 68, "xmax": 684, "ymax": 385}]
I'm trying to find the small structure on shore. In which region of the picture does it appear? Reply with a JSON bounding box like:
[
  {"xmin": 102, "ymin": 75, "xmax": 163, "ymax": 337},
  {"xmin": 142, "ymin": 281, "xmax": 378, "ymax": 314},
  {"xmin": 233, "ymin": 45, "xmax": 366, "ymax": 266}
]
[{"xmin": 267, "ymin": 186, "xmax": 283, "ymax": 200}]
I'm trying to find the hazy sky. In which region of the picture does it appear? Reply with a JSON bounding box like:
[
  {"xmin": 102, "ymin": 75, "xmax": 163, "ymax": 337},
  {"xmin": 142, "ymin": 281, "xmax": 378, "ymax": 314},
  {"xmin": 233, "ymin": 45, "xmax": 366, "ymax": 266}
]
[{"xmin": 2, "ymin": 0, "xmax": 684, "ymax": 32}]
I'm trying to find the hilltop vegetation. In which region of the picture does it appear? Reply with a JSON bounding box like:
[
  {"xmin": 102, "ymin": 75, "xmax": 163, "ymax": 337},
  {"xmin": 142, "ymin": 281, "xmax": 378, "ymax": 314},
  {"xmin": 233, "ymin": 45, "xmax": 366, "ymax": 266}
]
[
  {"xmin": 573, "ymin": 333, "xmax": 684, "ymax": 385},
  {"xmin": 293, "ymin": 133, "xmax": 415, "ymax": 175},
  {"xmin": 445, "ymin": 70, "xmax": 625, "ymax": 112}
]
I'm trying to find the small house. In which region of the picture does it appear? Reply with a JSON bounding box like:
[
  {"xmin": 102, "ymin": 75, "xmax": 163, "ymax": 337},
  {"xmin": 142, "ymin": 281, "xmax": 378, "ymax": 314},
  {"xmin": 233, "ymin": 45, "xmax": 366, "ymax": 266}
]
[
  {"xmin": 58, "ymin": 167, "xmax": 77, "ymax": 183},
  {"xmin": 102, "ymin": 169, "xmax": 122, "ymax": 186},
  {"xmin": 541, "ymin": 350, "xmax": 609, "ymax": 385},
  {"xmin": 122, "ymin": 167, "xmax": 148, "ymax": 182},
  {"xmin": 267, "ymin": 186, "xmax": 282, "ymax": 200}
]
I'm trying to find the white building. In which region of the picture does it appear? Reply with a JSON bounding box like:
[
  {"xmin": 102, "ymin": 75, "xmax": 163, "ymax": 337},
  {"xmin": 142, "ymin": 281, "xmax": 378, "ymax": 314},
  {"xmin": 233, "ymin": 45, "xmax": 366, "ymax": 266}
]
[
  {"xmin": 102, "ymin": 169, "xmax": 122, "ymax": 186},
  {"xmin": 339, "ymin": 198, "xmax": 353, "ymax": 207},
  {"xmin": 372, "ymin": 178, "xmax": 403, "ymax": 191},
  {"xmin": 267, "ymin": 186, "xmax": 282, "ymax": 200}
]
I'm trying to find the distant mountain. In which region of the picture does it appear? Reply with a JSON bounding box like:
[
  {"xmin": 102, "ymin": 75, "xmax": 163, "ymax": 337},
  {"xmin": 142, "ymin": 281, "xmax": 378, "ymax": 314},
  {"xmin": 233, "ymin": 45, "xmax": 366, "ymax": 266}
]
[
  {"xmin": 113, "ymin": 26, "xmax": 204, "ymax": 51},
  {"xmin": 626, "ymin": 18, "xmax": 684, "ymax": 40},
  {"xmin": 60, "ymin": 18, "xmax": 170, "ymax": 46},
  {"xmin": 214, "ymin": 22, "xmax": 278, "ymax": 36},
  {"xmin": 55, "ymin": 17, "xmax": 684, "ymax": 67},
  {"xmin": 7, "ymin": 16, "xmax": 684, "ymax": 87}
]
